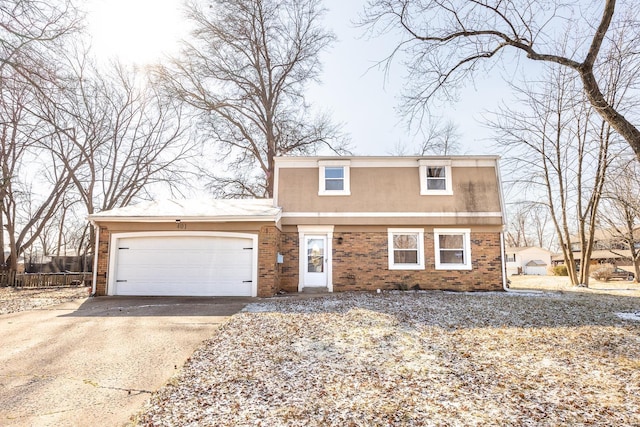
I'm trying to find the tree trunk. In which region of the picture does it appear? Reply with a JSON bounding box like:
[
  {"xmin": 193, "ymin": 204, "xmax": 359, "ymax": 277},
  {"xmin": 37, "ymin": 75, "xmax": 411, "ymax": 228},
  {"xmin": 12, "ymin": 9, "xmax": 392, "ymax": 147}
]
[{"xmin": 580, "ymin": 69, "xmax": 640, "ymax": 163}]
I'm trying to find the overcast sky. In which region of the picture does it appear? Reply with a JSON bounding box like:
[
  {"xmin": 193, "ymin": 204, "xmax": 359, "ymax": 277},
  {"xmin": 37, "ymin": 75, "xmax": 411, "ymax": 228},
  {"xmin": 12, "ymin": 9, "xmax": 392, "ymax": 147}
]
[{"xmin": 88, "ymin": 0, "xmax": 517, "ymax": 156}]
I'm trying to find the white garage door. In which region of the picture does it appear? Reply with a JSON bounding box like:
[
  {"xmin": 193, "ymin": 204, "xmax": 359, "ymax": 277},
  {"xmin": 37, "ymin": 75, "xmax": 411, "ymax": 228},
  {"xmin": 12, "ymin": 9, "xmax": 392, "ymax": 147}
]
[
  {"xmin": 524, "ymin": 265, "xmax": 547, "ymax": 276},
  {"xmin": 111, "ymin": 234, "xmax": 255, "ymax": 296}
]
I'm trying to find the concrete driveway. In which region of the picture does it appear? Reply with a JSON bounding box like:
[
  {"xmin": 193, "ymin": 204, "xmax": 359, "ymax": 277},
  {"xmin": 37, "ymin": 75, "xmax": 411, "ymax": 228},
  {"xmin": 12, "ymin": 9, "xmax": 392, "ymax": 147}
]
[{"xmin": 0, "ymin": 296, "xmax": 252, "ymax": 426}]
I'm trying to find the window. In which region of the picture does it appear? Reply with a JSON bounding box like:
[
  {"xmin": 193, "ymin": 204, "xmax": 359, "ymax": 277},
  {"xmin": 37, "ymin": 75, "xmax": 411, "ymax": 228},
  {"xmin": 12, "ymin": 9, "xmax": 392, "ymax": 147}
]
[
  {"xmin": 388, "ymin": 228, "xmax": 425, "ymax": 270},
  {"xmin": 324, "ymin": 167, "xmax": 344, "ymax": 191},
  {"xmin": 318, "ymin": 160, "xmax": 350, "ymax": 195},
  {"xmin": 434, "ymin": 228, "xmax": 472, "ymax": 270},
  {"xmin": 426, "ymin": 167, "xmax": 447, "ymax": 190},
  {"xmin": 419, "ymin": 160, "xmax": 453, "ymax": 195},
  {"xmin": 506, "ymin": 254, "xmax": 516, "ymax": 263}
]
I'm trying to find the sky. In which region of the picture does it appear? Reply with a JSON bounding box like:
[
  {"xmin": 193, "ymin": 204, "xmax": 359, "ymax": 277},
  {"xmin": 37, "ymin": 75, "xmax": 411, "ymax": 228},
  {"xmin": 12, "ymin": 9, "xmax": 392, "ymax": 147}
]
[{"xmin": 88, "ymin": 0, "xmax": 516, "ymax": 156}]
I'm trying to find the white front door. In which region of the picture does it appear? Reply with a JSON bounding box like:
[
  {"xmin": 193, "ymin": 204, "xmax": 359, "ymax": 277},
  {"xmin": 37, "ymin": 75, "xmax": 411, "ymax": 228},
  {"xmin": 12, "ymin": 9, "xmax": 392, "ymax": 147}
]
[{"xmin": 304, "ymin": 235, "xmax": 327, "ymax": 287}]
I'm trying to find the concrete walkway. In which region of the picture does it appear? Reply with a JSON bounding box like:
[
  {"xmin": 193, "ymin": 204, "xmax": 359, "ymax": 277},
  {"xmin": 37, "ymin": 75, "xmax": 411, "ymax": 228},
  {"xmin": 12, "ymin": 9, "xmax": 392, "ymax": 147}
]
[{"xmin": 0, "ymin": 296, "xmax": 252, "ymax": 426}]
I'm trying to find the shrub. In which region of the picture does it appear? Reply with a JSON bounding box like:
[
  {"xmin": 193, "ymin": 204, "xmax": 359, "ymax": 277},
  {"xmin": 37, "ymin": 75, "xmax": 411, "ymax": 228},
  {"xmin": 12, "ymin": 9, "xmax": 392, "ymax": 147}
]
[
  {"xmin": 552, "ymin": 264, "xmax": 569, "ymax": 276},
  {"xmin": 591, "ymin": 264, "xmax": 615, "ymax": 282}
]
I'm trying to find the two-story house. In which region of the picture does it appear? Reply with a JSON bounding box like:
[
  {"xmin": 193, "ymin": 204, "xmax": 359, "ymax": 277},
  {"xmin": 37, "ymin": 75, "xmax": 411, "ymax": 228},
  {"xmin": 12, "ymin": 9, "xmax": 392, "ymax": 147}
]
[{"xmin": 89, "ymin": 156, "xmax": 507, "ymax": 296}]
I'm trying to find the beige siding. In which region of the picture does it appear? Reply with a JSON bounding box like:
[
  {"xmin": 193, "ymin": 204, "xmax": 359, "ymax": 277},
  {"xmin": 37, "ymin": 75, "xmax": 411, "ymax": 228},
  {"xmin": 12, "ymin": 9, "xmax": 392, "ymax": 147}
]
[{"xmin": 277, "ymin": 165, "xmax": 502, "ymax": 225}]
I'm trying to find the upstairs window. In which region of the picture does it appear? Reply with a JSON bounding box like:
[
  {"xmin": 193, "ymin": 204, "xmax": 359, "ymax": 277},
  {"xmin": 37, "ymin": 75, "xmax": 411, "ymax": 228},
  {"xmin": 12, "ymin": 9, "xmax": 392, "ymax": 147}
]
[
  {"xmin": 324, "ymin": 167, "xmax": 344, "ymax": 191},
  {"xmin": 427, "ymin": 167, "xmax": 447, "ymax": 190},
  {"xmin": 318, "ymin": 160, "xmax": 350, "ymax": 196},
  {"xmin": 419, "ymin": 160, "xmax": 453, "ymax": 195},
  {"xmin": 434, "ymin": 228, "xmax": 472, "ymax": 270},
  {"xmin": 388, "ymin": 228, "xmax": 425, "ymax": 270}
]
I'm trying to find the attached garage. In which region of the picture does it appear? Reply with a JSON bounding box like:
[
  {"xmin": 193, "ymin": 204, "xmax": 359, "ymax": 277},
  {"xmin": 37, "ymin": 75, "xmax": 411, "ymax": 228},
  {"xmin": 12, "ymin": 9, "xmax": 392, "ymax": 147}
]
[
  {"xmin": 89, "ymin": 199, "xmax": 282, "ymax": 297},
  {"xmin": 109, "ymin": 232, "xmax": 257, "ymax": 296}
]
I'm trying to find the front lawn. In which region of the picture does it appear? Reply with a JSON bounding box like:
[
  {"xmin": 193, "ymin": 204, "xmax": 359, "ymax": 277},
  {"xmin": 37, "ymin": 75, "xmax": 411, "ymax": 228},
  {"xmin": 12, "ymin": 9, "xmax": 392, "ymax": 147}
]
[
  {"xmin": 136, "ymin": 291, "xmax": 640, "ymax": 426},
  {"xmin": 0, "ymin": 286, "xmax": 89, "ymax": 315}
]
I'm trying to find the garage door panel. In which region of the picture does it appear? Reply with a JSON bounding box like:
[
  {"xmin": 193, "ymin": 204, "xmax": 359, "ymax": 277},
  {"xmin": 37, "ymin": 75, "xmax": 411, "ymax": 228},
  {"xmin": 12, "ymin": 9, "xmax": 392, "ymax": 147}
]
[{"xmin": 112, "ymin": 235, "xmax": 255, "ymax": 296}]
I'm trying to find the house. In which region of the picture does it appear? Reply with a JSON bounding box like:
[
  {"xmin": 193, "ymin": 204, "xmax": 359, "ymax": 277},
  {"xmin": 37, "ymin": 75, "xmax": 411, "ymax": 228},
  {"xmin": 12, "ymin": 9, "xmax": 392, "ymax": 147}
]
[
  {"xmin": 505, "ymin": 246, "xmax": 553, "ymax": 276},
  {"xmin": 88, "ymin": 156, "xmax": 507, "ymax": 297},
  {"xmin": 551, "ymin": 228, "xmax": 640, "ymax": 270}
]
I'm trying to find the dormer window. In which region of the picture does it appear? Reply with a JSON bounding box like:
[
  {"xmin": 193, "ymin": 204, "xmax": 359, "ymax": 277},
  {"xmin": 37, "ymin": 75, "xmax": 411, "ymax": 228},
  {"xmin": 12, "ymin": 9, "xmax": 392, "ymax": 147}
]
[
  {"xmin": 419, "ymin": 160, "xmax": 453, "ymax": 195},
  {"xmin": 318, "ymin": 160, "xmax": 350, "ymax": 196},
  {"xmin": 426, "ymin": 167, "xmax": 447, "ymax": 190},
  {"xmin": 324, "ymin": 167, "xmax": 345, "ymax": 191}
]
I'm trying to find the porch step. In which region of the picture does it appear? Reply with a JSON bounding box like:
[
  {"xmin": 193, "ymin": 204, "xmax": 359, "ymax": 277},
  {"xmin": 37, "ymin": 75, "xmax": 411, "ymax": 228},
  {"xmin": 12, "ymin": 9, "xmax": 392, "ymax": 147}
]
[{"xmin": 301, "ymin": 287, "xmax": 329, "ymax": 294}]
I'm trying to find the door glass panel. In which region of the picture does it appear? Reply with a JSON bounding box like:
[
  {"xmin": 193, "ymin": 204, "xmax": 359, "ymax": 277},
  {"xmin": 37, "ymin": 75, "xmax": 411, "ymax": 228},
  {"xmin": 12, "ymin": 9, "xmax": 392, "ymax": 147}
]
[{"xmin": 307, "ymin": 238, "xmax": 324, "ymax": 273}]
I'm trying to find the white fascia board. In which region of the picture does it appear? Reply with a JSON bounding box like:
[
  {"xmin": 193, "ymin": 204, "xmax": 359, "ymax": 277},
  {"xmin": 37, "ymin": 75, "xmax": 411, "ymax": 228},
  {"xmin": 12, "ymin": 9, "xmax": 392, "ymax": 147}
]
[
  {"xmin": 274, "ymin": 155, "xmax": 499, "ymax": 168},
  {"xmin": 282, "ymin": 211, "xmax": 504, "ymax": 218},
  {"xmin": 89, "ymin": 215, "xmax": 280, "ymax": 223}
]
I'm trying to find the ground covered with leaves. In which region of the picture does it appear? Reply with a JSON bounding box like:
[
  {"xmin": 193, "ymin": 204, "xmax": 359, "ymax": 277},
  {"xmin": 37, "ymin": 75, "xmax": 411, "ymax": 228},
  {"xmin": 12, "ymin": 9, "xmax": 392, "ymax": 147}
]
[
  {"xmin": 136, "ymin": 291, "xmax": 640, "ymax": 426},
  {"xmin": 0, "ymin": 286, "xmax": 89, "ymax": 315}
]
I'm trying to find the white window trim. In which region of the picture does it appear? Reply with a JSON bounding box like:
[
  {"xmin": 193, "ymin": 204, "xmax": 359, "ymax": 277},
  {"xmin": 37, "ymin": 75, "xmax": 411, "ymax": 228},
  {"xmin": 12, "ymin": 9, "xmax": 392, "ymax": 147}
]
[
  {"xmin": 419, "ymin": 160, "xmax": 453, "ymax": 195},
  {"xmin": 318, "ymin": 160, "xmax": 351, "ymax": 196},
  {"xmin": 434, "ymin": 228, "xmax": 472, "ymax": 270},
  {"xmin": 387, "ymin": 228, "xmax": 425, "ymax": 270}
]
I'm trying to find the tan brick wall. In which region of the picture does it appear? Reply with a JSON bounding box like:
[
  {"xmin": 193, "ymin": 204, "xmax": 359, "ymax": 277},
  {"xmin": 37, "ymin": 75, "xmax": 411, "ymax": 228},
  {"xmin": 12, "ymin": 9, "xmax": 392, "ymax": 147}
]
[
  {"xmin": 95, "ymin": 226, "xmax": 110, "ymax": 296},
  {"xmin": 257, "ymin": 225, "xmax": 281, "ymax": 297},
  {"xmin": 279, "ymin": 232, "xmax": 299, "ymax": 293},
  {"xmin": 279, "ymin": 230, "xmax": 504, "ymax": 292}
]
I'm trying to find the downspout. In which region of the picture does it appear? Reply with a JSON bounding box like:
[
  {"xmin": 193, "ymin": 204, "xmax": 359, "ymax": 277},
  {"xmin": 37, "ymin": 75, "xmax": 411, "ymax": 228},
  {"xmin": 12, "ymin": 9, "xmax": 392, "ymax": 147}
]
[
  {"xmin": 91, "ymin": 222, "xmax": 99, "ymax": 297},
  {"xmin": 500, "ymin": 231, "xmax": 509, "ymax": 291},
  {"xmin": 495, "ymin": 156, "xmax": 509, "ymax": 291}
]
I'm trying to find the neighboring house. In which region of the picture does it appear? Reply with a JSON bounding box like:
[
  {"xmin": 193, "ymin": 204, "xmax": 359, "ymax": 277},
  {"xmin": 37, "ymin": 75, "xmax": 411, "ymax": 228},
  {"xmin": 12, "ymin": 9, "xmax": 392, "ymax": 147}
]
[
  {"xmin": 551, "ymin": 228, "xmax": 640, "ymax": 270},
  {"xmin": 505, "ymin": 246, "xmax": 553, "ymax": 276},
  {"xmin": 25, "ymin": 252, "xmax": 92, "ymax": 273},
  {"xmin": 88, "ymin": 156, "xmax": 507, "ymax": 297}
]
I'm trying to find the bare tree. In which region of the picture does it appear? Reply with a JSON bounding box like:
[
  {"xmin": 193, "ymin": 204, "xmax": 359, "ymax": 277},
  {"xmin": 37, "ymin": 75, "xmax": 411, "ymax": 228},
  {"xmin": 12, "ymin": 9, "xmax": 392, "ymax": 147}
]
[
  {"xmin": 387, "ymin": 117, "xmax": 461, "ymax": 155},
  {"xmin": 0, "ymin": 0, "xmax": 81, "ymax": 273},
  {"xmin": 362, "ymin": 0, "xmax": 640, "ymax": 162},
  {"xmin": 505, "ymin": 205, "xmax": 530, "ymax": 248},
  {"xmin": 156, "ymin": 0, "xmax": 347, "ymax": 198},
  {"xmin": 0, "ymin": 74, "xmax": 75, "ymax": 271},
  {"xmin": 493, "ymin": 64, "xmax": 616, "ymax": 286},
  {"xmin": 600, "ymin": 158, "xmax": 640, "ymax": 282},
  {"xmin": 417, "ymin": 118, "xmax": 461, "ymax": 155},
  {"xmin": 505, "ymin": 203, "xmax": 553, "ymax": 249},
  {"xmin": 34, "ymin": 52, "xmax": 195, "ymax": 258}
]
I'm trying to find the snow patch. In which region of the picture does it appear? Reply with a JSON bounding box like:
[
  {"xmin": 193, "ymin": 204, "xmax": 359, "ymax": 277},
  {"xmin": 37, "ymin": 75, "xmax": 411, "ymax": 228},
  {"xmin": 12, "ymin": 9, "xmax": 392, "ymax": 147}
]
[{"xmin": 616, "ymin": 312, "xmax": 640, "ymax": 321}]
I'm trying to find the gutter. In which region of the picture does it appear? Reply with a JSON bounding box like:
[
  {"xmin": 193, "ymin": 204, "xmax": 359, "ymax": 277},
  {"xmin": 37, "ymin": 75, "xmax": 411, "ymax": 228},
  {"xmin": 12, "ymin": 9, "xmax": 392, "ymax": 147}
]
[
  {"xmin": 495, "ymin": 157, "xmax": 509, "ymax": 292},
  {"xmin": 500, "ymin": 230, "xmax": 509, "ymax": 291}
]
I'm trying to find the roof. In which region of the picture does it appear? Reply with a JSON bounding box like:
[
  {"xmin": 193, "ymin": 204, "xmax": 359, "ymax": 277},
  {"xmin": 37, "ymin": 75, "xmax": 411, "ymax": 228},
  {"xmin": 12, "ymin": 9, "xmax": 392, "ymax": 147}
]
[
  {"xmin": 274, "ymin": 155, "xmax": 500, "ymax": 168},
  {"xmin": 568, "ymin": 227, "xmax": 640, "ymax": 242},
  {"xmin": 88, "ymin": 199, "xmax": 281, "ymax": 223},
  {"xmin": 525, "ymin": 259, "xmax": 548, "ymax": 266},
  {"xmin": 551, "ymin": 249, "xmax": 634, "ymax": 261},
  {"xmin": 505, "ymin": 246, "xmax": 553, "ymax": 254}
]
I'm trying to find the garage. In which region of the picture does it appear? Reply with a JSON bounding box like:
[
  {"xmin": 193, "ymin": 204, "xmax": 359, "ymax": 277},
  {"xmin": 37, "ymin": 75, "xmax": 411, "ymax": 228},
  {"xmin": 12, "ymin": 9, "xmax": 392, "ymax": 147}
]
[
  {"xmin": 524, "ymin": 260, "xmax": 548, "ymax": 276},
  {"xmin": 108, "ymin": 232, "xmax": 257, "ymax": 296},
  {"xmin": 89, "ymin": 198, "xmax": 282, "ymax": 297}
]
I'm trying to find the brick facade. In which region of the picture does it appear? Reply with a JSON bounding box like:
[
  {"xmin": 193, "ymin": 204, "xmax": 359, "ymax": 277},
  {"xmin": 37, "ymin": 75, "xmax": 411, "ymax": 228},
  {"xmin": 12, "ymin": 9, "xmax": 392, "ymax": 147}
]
[
  {"xmin": 279, "ymin": 232, "xmax": 300, "ymax": 293},
  {"xmin": 278, "ymin": 230, "xmax": 504, "ymax": 293},
  {"xmin": 95, "ymin": 226, "xmax": 110, "ymax": 296},
  {"xmin": 257, "ymin": 225, "xmax": 281, "ymax": 297},
  {"xmin": 94, "ymin": 225, "xmax": 503, "ymax": 296},
  {"xmin": 93, "ymin": 225, "xmax": 281, "ymax": 297}
]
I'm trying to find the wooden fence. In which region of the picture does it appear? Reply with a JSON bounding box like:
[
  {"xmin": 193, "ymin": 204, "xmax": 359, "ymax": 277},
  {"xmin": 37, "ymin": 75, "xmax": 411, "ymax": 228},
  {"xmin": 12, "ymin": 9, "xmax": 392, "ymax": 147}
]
[{"xmin": 0, "ymin": 272, "xmax": 91, "ymax": 288}]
